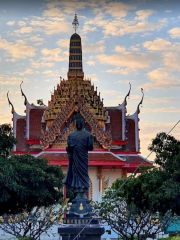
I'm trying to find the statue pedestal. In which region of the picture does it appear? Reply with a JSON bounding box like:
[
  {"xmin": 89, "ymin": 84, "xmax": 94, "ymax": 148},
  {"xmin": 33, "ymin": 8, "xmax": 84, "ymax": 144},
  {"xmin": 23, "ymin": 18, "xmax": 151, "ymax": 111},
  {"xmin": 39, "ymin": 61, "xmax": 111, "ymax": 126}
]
[
  {"xmin": 58, "ymin": 223, "xmax": 105, "ymax": 240},
  {"xmin": 58, "ymin": 198, "xmax": 105, "ymax": 240},
  {"xmin": 67, "ymin": 198, "xmax": 94, "ymax": 218}
]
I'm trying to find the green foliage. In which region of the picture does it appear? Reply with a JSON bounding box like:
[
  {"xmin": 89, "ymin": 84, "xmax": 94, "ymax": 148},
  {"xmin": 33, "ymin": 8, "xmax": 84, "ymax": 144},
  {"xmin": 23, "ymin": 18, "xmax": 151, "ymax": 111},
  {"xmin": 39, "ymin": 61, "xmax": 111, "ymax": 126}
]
[
  {"xmin": 112, "ymin": 132, "xmax": 180, "ymax": 215},
  {"xmin": 157, "ymin": 238, "xmax": 171, "ymax": 240},
  {"xmin": 171, "ymin": 237, "xmax": 180, "ymax": 240},
  {"xmin": 0, "ymin": 124, "xmax": 17, "ymax": 156},
  {"xmin": 0, "ymin": 154, "xmax": 64, "ymax": 215}
]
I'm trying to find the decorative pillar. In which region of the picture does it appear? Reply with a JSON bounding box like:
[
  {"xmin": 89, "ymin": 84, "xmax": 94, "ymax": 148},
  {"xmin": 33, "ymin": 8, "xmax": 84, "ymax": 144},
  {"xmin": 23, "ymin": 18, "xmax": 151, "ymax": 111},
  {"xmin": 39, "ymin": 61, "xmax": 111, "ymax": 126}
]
[
  {"xmin": 122, "ymin": 169, "xmax": 127, "ymax": 178},
  {"xmin": 97, "ymin": 167, "xmax": 102, "ymax": 196}
]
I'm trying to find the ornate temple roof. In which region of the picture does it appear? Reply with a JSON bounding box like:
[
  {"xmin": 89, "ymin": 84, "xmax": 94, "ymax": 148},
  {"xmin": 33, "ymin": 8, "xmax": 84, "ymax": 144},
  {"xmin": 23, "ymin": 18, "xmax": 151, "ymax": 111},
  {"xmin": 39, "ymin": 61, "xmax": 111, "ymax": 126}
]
[{"xmin": 8, "ymin": 14, "xmax": 153, "ymax": 169}]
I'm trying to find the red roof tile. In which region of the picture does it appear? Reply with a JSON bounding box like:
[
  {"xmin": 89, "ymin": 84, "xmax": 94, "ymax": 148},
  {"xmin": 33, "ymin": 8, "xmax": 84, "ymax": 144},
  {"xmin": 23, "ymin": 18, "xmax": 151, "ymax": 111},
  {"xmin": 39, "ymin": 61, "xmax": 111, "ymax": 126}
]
[{"xmin": 38, "ymin": 152, "xmax": 123, "ymax": 162}]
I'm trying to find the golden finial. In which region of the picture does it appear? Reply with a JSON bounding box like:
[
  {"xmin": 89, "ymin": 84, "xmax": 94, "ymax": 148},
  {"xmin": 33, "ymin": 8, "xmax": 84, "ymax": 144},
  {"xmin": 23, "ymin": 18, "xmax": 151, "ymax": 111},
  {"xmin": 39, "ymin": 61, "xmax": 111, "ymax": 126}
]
[{"xmin": 72, "ymin": 13, "xmax": 79, "ymax": 33}]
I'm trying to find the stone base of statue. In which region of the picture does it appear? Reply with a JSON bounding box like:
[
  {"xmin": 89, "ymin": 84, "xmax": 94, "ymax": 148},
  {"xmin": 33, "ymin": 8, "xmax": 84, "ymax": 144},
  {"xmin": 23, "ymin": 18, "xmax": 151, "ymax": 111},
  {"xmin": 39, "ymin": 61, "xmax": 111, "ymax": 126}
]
[{"xmin": 58, "ymin": 197, "xmax": 105, "ymax": 240}]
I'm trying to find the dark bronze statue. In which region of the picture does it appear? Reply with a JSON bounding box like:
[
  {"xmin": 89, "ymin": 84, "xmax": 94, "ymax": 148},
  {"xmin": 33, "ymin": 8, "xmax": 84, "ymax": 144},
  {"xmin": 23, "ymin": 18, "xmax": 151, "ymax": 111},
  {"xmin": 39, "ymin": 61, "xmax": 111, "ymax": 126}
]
[{"xmin": 63, "ymin": 116, "xmax": 94, "ymax": 199}]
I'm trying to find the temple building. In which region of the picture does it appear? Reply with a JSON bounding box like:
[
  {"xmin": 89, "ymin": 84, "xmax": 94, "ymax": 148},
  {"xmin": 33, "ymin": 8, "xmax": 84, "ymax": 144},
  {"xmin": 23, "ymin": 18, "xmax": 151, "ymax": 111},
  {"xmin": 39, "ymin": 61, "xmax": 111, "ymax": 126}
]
[{"xmin": 7, "ymin": 14, "xmax": 152, "ymax": 202}]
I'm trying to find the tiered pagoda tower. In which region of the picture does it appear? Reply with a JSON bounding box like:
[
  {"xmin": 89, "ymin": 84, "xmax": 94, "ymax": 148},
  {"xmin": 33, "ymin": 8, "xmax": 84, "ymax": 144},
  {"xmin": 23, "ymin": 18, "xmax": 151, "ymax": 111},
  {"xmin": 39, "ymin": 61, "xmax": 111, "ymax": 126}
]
[{"xmin": 7, "ymin": 14, "xmax": 152, "ymax": 202}]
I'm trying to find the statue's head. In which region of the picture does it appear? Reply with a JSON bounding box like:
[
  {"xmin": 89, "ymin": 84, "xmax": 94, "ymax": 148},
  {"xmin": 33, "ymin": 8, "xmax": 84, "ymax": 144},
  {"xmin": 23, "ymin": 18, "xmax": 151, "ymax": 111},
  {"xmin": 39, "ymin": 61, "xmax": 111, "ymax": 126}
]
[{"xmin": 76, "ymin": 119, "xmax": 83, "ymax": 130}]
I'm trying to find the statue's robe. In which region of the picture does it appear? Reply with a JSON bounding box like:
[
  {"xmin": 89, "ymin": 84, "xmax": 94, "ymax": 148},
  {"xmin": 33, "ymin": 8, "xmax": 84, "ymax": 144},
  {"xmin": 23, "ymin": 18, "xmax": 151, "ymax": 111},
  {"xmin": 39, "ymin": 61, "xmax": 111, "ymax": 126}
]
[{"xmin": 64, "ymin": 129, "xmax": 94, "ymax": 189}]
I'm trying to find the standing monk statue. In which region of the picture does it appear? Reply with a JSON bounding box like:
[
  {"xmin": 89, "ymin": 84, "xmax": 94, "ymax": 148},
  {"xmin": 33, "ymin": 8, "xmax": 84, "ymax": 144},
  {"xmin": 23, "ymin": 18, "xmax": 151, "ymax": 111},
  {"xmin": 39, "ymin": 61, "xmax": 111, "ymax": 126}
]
[{"xmin": 63, "ymin": 113, "xmax": 94, "ymax": 199}]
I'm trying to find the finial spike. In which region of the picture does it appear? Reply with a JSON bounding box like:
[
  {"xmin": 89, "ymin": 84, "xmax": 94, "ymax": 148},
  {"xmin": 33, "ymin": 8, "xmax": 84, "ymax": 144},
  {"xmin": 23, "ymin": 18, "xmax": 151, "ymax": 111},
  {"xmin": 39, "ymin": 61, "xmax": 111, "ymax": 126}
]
[{"xmin": 72, "ymin": 13, "xmax": 79, "ymax": 33}]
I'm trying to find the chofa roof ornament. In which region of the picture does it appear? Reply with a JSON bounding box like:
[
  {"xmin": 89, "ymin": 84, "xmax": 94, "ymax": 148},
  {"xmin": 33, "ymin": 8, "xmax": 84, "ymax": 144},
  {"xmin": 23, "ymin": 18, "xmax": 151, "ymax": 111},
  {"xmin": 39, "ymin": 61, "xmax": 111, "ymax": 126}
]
[
  {"xmin": 20, "ymin": 81, "xmax": 27, "ymax": 106},
  {"xmin": 7, "ymin": 91, "xmax": 14, "ymax": 114},
  {"xmin": 137, "ymin": 88, "xmax": 144, "ymax": 114},
  {"xmin": 124, "ymin": 82, "xmax": 131, "ymax": 106}
]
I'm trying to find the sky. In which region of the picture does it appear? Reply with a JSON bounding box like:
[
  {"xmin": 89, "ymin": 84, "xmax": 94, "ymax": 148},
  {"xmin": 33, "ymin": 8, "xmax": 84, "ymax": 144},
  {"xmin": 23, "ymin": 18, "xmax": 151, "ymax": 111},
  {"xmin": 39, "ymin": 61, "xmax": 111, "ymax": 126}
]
[{"xmin": 0, "ymin": 0, "xmax": 180, "ymax": 160}]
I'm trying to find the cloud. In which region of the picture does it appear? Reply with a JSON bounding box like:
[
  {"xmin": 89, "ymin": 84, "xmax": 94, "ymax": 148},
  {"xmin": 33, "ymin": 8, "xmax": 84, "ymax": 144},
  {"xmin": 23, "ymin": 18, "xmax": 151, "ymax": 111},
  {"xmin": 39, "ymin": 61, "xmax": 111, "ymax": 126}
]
[
  {"xmin": 5, "ymin": 59, "xmax": 17, "ymax": 62},
  {"xmin": 0, "ymin": 36, "xmax": 36, "ymax": 59},
  {"xmin": 41, "ymin": 48, "xmax": 62, "ymax": 55},
  {"xmin": 56, "ymin": 39, "xmax": 69, "ymax": 48},
  {"xmin": 0, "ymin": 113, "xmax": 12, "ymax": 125},
  {"xmin": 106, "ymin": 67, "xmax": 136, "ymax": 75},
  {"xmin": 81, "ymin": 25, "xmax": 97, "ymax": 35},
  {"xmin": 140, "ymin": 121, "xmax": 180, "ymax": 160},
  {"xmin": 135, "ymin": 9, "xmax": 156, "ymax": 21},
  {"xmin": 18, "ymin": 21, "xmax": 27, "ymax": 27},
  {"xmin": 43, "ymin": 7, "xmax": 65, "ymax": 18},
  {"xmin": 43, "ymin": 70, "xmax": 54, "ymax": 75},
  {"xmin": 101, "ymin": 90, "xmax": 118, "ymax": 96},
  {"xmin": 168, "ymin": 28, "xmax": 180, "ymax": 38},
  {"xmin": 144, "ymin": 96, "xmax": 175, "ymax": 105},
  {"xmin": 86, "ymin": 61, "xmax": 95, "ymax": 66},
  {"xmin": 0, "ymin": 92, "xmax": 8, "ymax": 107},
  {"xmin": 18, "ymin": 68, "xmax": 34, "ymax": 76},
  {"xmin": 163, "ymin": 52, "xmax": 180, "ymax": 71},
  {"xmin": 114, "ymin": 46, "xmax": 126, "ymax": 53},
  {"xmin": 100, "ymin": 2, "xmax": 136, "ymax": 18},
  {"xmin": 85, "ymin": 74, "xmax": 99, "ymax": 83},
  {"xmin": 45, "ymin": 0, "xmax": 97, "ymax": 16},
  {"xmin": 30, "ymin": 19, "xmax": 71, "ymax": 35},
  {"xmin": 143, "ymin": 38, "xmax": 172, "ymax": 51},
  {"xmin": 0, "ymin": 76, "xmax": 28, "ymax": 86},
  {"xmin": 43, "ymin": 70, "xmax": 60, "ymax": 79},
  {"xmin": 130, "ymin": 45, "xmax": 140, "ymax": 52},
  {"xmin": 41, "ymin": 48, "xmax": 68, "ymax": 62},
  {"xmin": 29, "ymin": 36, "xmax": 44, "ymax": 42},
  {"xmin": 96, "ymin": 52, "xmax": 156, "ymax": 70},
  {"xmin": 30, "ymin": 60, "xmax": 54, "ymax": 69},
  {"xmin": 165, "ymin": 10, "xmax": 172, "ymax": 13},
  {"xmin": 14, "ymin": 27, "xmax": 33, "ymax": 34},
  {"xmin": 6, "ymin": 21, "xmax": 15, "ymax": 26},
  {"xmin": 85, "ymin": 16, "xmax": 167, "ymax": 37},
  {"xmin": 142, "ymin": 107, "xmax": 180, "ymax": 114},
  {"xmin": 117, "ymin": 19, "xmax": 167, "ymax": 36},
  {"xmin": 83, "ymin": 40, "xmax": 105, "ymax": 53},
  {"xmin": 142, "ymin": 68, "xmax": 180, "ymax": 90}
]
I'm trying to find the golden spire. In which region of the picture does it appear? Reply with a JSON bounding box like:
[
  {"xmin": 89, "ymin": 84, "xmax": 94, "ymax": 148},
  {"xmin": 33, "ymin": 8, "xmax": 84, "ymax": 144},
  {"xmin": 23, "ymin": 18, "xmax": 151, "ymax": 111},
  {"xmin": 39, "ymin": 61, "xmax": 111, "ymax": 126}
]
[{"xmin": 72, "ymin": 13, "xmax": 79, "ymax": 33}]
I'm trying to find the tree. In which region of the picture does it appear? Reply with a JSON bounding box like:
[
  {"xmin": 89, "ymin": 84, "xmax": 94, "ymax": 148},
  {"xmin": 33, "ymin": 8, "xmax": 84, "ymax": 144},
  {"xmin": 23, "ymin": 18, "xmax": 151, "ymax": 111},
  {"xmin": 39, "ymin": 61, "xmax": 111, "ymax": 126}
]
[
  {"xmin": 0, "ymin": 205, "xmax": 63, "ymax": 240},
  {"xmin": 0, "ymin": 154, "xmax": 64, "ymax": 215},
  {"xmin": 0, "ymin": 124, "xmax": 17, "ymax": 156},
  {"xmin": 94, "ymin": 189, "xmax": 173, "ymax": 240},
  {"xmin": 113, "ymin": 132, "xmax": 180, "ymax": 215},
  {"xmin": 93, "ymin": 132, "xmax": 180, "ymax": 240}
]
